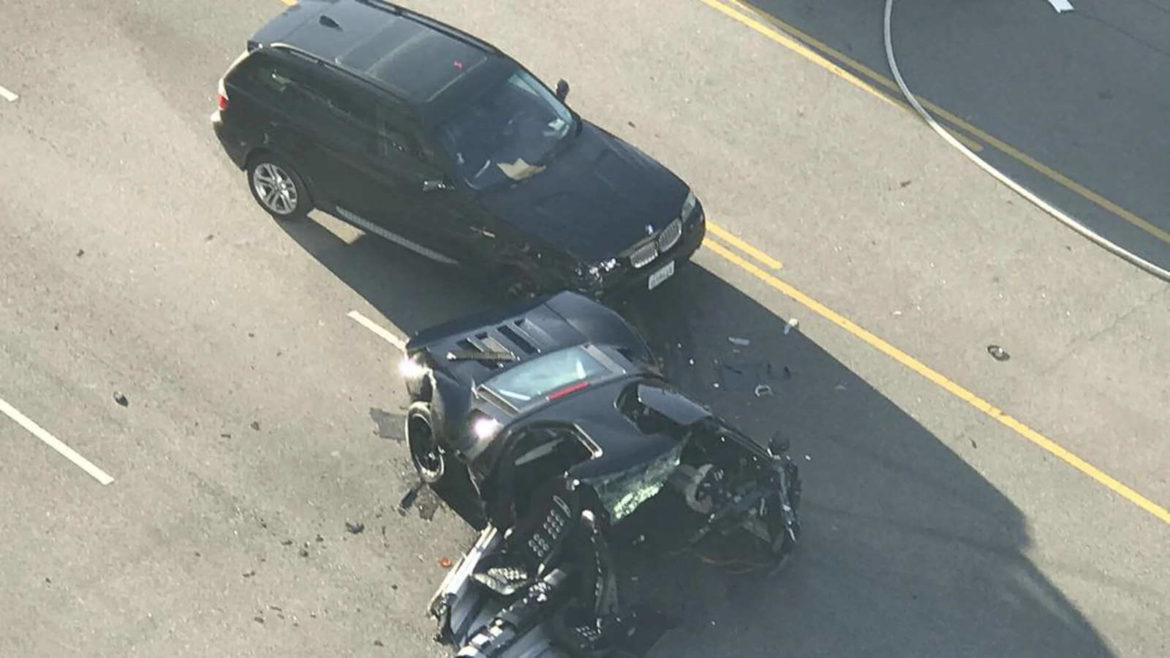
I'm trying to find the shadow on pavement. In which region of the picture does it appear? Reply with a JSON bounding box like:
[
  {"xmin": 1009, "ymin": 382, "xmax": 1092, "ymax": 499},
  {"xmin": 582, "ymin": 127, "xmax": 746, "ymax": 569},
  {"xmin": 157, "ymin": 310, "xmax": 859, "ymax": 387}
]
[{"xmin": 277, "ymin": 214, "xmax": 1112, "ymax": 657}]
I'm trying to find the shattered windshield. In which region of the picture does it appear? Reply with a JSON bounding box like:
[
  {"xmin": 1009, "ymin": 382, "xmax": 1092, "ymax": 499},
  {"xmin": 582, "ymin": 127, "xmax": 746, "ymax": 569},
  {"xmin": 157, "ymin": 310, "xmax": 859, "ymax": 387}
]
[
  {"xmin": 585, "ymin": 443, "xmax": 683, "ymax": 523},
  {"xmin": 436, "ymin": 70, "xmax": 573, "ymax": 190}
]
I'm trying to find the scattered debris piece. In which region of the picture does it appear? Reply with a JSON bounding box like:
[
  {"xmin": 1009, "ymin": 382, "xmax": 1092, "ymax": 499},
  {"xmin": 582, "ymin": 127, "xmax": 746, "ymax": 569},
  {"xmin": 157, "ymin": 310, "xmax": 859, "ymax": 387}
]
[
  {"xmin": 398, "ymin": 483, "xmax": 423, "ymax": 515},
  {"xmin": 804, "ymin": 455, "xmax": 811, "ymax": 461},
  {"xmin": 370, "ymin": 408, "xmax": 405, "ymax": 442},
  {"xmin": 269, "ymin": 605, "xmax": 282, "ymax": 612},
  {"xmin": 438, "ymin": 557, "xmax": 453, "ymax": 568},
  {"xmin": 627, "ymin": 121, "xmax": 636, "ymax": 128},
  {"xmin": 299, "ymin": 549, "xmax": 309, "ymax": 558},
  {"xmin": 280, "ymin": 539, "xmax": 293, "ymax": 546},
  {"xmin": 687, "ymin": 358, "xmax": 695, "ymax": 366},
  {"xmin": 834, "ymin": 384, "xmax": 846, "ymax": 392},
  {"xmin": 892, "ymin": 310, "xmax": 903, "ymax": 317},
  {"xmin": 712, "ymin": 382, "xmax": 720, "ymax": 389},
  {"xmin": 243, "ymin": 570, "xmax": 256, "ymax": 578},
  {"xmin": 970, "ymin": 439, "xmax": 978, "ymax": 449},
  {"xmin": 374, "ymin": 640, "xmax": 384, "ymax": 647},
  {"xmin": 76, "ymin": 249, "xmax": 85, "ymax": 257},
  {"xmin": 248, "ymin": 332, "xmax": 255, "ymax": 338},
  {"xmin": 44, "ymin": 577, "xmax": 51, "ymax": 584},
  {"xmin": 345, "ymin": 521, "xmax": 365, "ymax": 535},
  {"xmin": 220, "ymin": 432, "xmax": 231, "ymax": 439},
  {"xmin": 781, "ymin": 366, "xmax": 793, "ymax": 380},
  {"xmin": 987, "ymin": 345, "xmax": 1010, "ymax": 361},
  {"xmin": 253, "ymin": 616, "xmax": 264, "ymax": 624},
  {"xmin": 728, "ymin": 337, "xmax": 751, "ymax": 347},
  {"xmin": 316, "ymin": 534, "xmax": 324, "ymax": 543},
  {"xmin": 754, "ymin": 384, "xmax": 773, "ymax": 397},
  {"xmin": 205, "ymin": 234, "xmax": 215, "ymax": 241},
  {"xmin": 250, "ymin": 420, "xmax": 260, "ymax": 431},
  {"xmin": 900, "ymin": 180, "xmax": 912, "ymax": 188},
  {"xmin": 113, "ymin": 392, "xmax": 129, "ymax": 407}
]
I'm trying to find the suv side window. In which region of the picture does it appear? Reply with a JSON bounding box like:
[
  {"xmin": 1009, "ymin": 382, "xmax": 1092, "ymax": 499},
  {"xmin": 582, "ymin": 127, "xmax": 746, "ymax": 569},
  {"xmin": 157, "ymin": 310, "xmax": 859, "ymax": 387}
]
[
  {"xmin": 376, "ymin": 106, "xmax": 443, "ymax": 175},
  {"xmin": 238, "ymin": 51, "xmax": 376, "ymax": 139}
]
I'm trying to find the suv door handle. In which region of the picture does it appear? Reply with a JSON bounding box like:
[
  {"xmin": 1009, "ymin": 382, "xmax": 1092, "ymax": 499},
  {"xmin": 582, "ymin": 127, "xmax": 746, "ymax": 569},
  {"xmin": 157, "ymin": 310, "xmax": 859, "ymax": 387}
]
[{"xmin": 469, "ymin": 226, "xmax": 496, "ymax": 239}]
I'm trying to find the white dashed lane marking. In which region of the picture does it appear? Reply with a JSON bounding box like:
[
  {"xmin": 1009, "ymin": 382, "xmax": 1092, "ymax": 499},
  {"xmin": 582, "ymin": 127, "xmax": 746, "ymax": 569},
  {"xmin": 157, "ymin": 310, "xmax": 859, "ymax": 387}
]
[
  {"xmin": 0, "ymin": 395, "xmax": 114, "ymax": 485},
  {"xmin": 347, "ymin": 310, "xmax": 406, "ymax": 353},
  {"xmin": 0, "ymin": 85, "xmax": 19, "ymax": 102}
]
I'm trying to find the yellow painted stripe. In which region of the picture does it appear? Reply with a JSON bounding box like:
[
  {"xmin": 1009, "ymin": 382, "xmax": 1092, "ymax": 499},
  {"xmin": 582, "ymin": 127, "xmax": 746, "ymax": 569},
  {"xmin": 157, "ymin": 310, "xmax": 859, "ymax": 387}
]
[
  {"xmin": 706, "ymin": 222, "xmax": 783, "ymax": 269},
  {"xmin": 712, "ymin": 0, "xmax": 1170, "ymax": 246},
  {"xmin": 702, "ymin": 237, "xmax": 1170, "ymax": 525}
]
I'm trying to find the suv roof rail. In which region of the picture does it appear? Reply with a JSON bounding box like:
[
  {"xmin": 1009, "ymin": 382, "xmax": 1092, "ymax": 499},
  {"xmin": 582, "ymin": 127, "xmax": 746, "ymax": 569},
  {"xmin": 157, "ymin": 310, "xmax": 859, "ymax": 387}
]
[{"xmin": 353, "ymin": 0, "xmax": 501, "ymax": 56}]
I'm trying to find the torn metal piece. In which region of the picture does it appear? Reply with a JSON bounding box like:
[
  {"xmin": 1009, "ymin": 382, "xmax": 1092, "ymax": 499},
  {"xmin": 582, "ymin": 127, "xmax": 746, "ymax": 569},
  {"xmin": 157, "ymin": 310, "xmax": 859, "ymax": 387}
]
[{"xmin": 728, "ymin": 337, "xmax": 751, "ymax": 347}]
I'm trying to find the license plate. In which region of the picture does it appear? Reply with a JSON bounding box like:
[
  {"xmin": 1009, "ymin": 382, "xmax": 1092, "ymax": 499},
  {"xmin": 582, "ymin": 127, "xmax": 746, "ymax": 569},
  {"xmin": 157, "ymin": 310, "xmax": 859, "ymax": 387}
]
[{"xmin": 648, "ymin": 260, "xmax": 675, "ymax": 290}]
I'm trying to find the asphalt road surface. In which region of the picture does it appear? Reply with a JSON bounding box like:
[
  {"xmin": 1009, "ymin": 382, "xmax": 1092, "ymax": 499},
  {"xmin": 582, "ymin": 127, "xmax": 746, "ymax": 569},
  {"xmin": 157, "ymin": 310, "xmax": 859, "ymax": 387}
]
[
  {"xmin": 746, "ymin": 0, "xmax": 1170, "ymax": 270},
  {"xmin": 1, "ymin": 0, "xmax": 1167, "ymax": 657}
]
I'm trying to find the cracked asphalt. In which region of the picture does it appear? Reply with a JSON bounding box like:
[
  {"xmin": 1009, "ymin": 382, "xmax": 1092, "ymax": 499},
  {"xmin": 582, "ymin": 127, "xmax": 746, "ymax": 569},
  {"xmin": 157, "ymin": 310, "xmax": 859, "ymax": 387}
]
[{"xmin": 1, "ymin": 0, "xmax": 1167, "ymax": 656}]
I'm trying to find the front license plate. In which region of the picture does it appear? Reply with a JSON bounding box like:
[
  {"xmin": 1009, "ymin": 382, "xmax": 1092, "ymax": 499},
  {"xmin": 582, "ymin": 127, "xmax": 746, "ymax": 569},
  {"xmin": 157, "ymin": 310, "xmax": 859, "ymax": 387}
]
[{"xmin": 648, "ymin": 260, "xmax": 675, "ymax": 290}]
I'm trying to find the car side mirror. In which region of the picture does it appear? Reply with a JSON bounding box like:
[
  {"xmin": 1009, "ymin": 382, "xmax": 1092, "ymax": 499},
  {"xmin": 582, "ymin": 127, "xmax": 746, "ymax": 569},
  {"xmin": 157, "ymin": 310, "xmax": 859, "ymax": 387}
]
[
  {"xmin": 422, "ymin": 178, "xmax": 453, "ymax": 193},
  {"xmin": 555, "ymin": 79, "xmax": 570, "ymax": 101}
]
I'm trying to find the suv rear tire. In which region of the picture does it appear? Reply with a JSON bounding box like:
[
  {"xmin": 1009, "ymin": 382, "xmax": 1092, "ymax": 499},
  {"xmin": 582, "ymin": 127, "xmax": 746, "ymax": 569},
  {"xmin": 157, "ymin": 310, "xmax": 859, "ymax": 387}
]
[{"xmin": 247, "ymin": 153, "xmax": 311, "ymax": 220}]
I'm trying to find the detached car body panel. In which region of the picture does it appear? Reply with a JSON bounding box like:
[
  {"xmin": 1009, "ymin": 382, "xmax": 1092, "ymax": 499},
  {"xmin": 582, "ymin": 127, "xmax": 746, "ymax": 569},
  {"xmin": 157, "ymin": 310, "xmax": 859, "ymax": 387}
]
[
  {"xmin": 401, "ymin": 293, "xmax": 802, "ymax": 657},
  {"xmin": 212, "ymin": 0, "xmax": 706, "ymax": 298}
]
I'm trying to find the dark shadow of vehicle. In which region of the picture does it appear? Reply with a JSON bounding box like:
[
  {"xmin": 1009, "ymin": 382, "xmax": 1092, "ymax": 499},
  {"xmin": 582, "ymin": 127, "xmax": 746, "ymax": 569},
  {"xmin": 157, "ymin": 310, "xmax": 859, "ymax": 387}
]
[{"xmin": 275, "ymin": 213, "xmax": 1112, "ymax": 657}]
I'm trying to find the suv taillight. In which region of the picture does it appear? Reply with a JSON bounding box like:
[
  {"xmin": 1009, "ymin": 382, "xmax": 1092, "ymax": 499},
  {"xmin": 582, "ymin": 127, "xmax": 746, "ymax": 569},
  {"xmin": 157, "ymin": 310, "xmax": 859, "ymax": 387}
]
[{"xmin": 217, "ymin": 78, "xmax": 228, "ymax": 111}]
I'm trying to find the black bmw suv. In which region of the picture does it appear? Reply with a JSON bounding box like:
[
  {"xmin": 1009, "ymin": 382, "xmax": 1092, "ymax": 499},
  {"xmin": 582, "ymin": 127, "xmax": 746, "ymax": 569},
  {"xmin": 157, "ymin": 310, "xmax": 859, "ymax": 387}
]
[{"xmin": 212, "ymin": 0, "xmax": 706, "ymax": 298}]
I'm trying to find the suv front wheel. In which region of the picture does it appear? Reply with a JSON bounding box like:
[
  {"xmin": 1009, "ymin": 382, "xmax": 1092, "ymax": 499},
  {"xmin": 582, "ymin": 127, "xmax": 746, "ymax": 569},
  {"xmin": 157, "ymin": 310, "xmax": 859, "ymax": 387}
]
[{"xmin": 247, "ymin": 153, "xmax": 311, "ymax": 220}]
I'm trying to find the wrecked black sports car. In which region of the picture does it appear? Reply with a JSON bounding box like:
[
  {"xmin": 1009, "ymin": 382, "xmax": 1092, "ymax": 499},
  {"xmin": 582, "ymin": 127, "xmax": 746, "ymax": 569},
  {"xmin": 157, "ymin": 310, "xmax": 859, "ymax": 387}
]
[{"xmin": 400, "ymin": 292, "xmax": 802, "ymax": 657}]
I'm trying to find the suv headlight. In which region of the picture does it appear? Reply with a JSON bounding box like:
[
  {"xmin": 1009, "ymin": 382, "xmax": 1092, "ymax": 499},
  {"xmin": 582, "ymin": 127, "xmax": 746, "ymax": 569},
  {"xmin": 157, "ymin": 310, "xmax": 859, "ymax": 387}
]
[{"xmin": 680, "ymin": 190, "xmax": 697, "ymax": 221}]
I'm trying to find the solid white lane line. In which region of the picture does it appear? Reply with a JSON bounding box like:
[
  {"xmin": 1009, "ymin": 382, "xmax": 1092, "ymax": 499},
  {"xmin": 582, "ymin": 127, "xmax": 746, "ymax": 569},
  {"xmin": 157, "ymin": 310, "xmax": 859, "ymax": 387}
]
[
  {"xmin": 1047, "ymin": 0, "xmax": 1074, "ymax": 12},
  {"xmin": 0, "ymin": 85, "xmax": 18, "ymax": 102},
  {"xmin": 347, "ymin": 310, "xmax": 406, "ymax": 353},
  {"xmin": 0, "ymin": 396, "xmax": 114, "ymax": 485}
]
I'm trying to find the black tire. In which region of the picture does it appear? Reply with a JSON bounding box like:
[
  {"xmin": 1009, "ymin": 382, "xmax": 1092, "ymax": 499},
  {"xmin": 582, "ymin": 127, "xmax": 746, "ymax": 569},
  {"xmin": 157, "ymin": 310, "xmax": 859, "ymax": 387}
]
[
  {"xmin": 406, "ymin": 401, "xmax": 446, "ymax": 484},
  {"xmin": 246, "ymin": 152, "xmax": 311, "ymax": 220}
]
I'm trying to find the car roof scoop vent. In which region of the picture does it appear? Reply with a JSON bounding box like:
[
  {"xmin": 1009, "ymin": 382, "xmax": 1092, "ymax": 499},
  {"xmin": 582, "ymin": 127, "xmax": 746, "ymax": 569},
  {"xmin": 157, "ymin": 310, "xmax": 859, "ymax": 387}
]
[{"xmin": 318, "ymin": 15, "xmax": 342, "ymax": 30}]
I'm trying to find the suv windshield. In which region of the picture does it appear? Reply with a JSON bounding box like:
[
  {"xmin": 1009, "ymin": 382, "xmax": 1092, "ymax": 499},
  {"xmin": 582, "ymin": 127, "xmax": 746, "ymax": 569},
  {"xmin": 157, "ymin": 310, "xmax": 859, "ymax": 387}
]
[
  {"xmin": 483, "ymin": 345, "xmax": 613, "ymax": 411},
  {"xmin": 436, "ymin": 70, "xmax": 573, "ymax": 190}
]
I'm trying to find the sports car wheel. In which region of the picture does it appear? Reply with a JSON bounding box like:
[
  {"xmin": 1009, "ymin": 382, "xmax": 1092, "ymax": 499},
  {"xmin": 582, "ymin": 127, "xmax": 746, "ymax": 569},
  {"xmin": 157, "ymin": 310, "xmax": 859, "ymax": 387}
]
[{"xmin": 406, "ymin": 401, "xmax": 445, "ymax": 484}]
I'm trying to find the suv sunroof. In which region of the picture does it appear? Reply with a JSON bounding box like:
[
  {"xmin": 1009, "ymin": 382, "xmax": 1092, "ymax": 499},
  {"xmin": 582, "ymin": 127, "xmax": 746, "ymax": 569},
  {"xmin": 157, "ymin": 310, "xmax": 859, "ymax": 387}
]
[{"xmin": 338, "ymin": 20, "xmax": 488, "ymax": 102}]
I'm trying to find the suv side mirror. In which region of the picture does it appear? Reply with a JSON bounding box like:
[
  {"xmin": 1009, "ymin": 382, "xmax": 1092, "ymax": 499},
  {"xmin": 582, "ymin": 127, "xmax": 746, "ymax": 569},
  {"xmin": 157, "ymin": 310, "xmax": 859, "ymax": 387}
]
[{"xmin": 555, "ymin": 79, "xmax": 570, "ymax": 101}]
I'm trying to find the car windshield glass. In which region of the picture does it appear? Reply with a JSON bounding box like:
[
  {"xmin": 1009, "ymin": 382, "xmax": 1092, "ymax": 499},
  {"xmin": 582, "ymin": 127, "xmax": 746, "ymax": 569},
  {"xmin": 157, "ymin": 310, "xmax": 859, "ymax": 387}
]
[
  {"xmin": 484, "ymin": 346, "xmax": 611, "ymax": 410},
  {"xmin": 436, "ymin": 70, "xmax": 573, "ymax": 190},
  {"xmin": 585, "ymin": 442, "xmax": 683, "ymax": 523}
]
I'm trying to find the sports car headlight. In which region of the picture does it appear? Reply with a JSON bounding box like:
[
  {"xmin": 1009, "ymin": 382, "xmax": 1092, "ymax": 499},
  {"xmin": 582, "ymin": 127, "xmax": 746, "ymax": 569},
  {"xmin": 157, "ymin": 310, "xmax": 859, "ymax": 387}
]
[
  {"xmin": 399, "ymin": 355, "xmax": 427, "ymax": 380},
  {"xmin": 680, "ymin": 190, "xmax": 697, "ymax": 221}
]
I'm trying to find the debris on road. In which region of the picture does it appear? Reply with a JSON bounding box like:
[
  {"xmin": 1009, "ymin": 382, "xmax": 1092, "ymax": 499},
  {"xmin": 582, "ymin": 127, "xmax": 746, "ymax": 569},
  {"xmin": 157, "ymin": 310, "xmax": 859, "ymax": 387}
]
[
  {"xmin": 754, "ymin": 384, "xmax": 773, "ymax": 397},
  {"xmin": 438, "ymin": 556, "xmax": 453, "ymax": 568},
  {"xmin": 987, "ymin": 345, "xmax": 1011, "ymax": 361},
  {"xmin": 113, "ymin": 392, "xmax": 129, "ymax": 407},
  {"xmin": 834, "ymin": 384, "xmax": 847, "ymax": 391},
  {"xmin": 370, "ymin": 407, "xmax": 405, "ymax": 442},
  {"xmin": 253, "ymin": 616, "xmax": 264, "ymax": 624},
  {"xmin": 345, "ymin": 521, "xmax": 365, "ymax": 535},
  {"xmin": 76, "ymin": 249, "xmax": 85, "ymax": 257},
  {"xmin": 784, "ymin": 318, "xmax": 799, "ymax": 335},
  {"xmin": 374, "ymin": 640, "xmax": 384, "ymax": 647},
  {"xmin": 220, "ymin": 433, "xmax": 231, "ymax": 439},
  {"xmin": 398, "ymin": 482, "xmax": 423, "ymax": 515},
  {"xmin": 243, "ymin": 570, "xmax": 256, "ymax": 578},
  {"xmin": 900, "ymin": 180, "xmax": 912, "ymax": 188},
  {"xmin": 298, "ymin": 548, "xmax": 309, "ymax": 558},
  {"xmin": 970, "ymin": 439, "xmax": 978, "ymax": 449},
  {"xmin": 250, "ymin": 420, "xmax": 260, "ymax": 431},
  {"xmin": 728, "ymin": 336, "xmax": 751, "ymax": 347},
  {"xmin": 280, "ymin": 539, "xmax": 293, "ymax": 546}
]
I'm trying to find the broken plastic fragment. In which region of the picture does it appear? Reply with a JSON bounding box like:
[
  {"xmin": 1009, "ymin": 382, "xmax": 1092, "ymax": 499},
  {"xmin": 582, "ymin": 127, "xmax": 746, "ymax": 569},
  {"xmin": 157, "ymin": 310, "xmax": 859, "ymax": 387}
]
[
  {"xmin": 987, "ymin": 345, "xmax": 1010, "ymax": 361},
  {"xmin": 754, "ymin": 384, "xmax": 773, "ymax": 397},
  {"xmin": 783, "ymin": 318, "xmax": 799, "ymax": 335},
  {"xmin": 438, "ymin": 557, "xmax": 453, "ymax": 569},
  {"xmin": 728, "ymin": 337, "xmax": 751, "ymax": 346}
]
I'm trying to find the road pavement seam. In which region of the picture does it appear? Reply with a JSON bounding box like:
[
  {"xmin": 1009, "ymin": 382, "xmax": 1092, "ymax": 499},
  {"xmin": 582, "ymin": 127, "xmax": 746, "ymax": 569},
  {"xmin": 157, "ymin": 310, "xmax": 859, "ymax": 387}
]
[{"xmin": 706, "ymin": 0, "xmax": 1170, "ymax": 250}]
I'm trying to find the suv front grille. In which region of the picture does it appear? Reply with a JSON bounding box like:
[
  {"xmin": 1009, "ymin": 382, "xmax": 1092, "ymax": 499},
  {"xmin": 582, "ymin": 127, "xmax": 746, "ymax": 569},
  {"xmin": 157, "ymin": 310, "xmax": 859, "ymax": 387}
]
[
  {"xmin": 629, "ymin": 241, "xmax": 659, "ymax": 269},
  {"xmin": 657, "ymin": 219, "xmax": 682, "ymax": 253}
]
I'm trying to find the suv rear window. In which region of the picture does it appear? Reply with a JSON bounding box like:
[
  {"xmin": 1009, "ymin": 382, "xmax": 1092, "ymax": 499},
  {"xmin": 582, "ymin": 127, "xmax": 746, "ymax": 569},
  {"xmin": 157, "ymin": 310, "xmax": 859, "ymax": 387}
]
[{"xmin": 234, "ymin": 51, "xmax": 374, "ymax": 132}]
